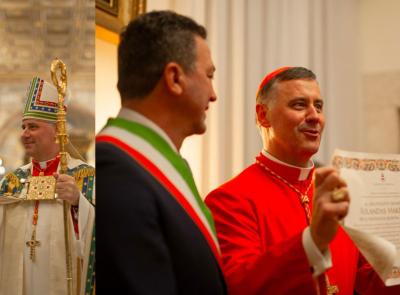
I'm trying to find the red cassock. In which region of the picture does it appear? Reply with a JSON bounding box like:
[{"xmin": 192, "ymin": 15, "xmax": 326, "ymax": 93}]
[{"xmin": 205, "ymin": 153, "xmax": 400, "ymax": 295}]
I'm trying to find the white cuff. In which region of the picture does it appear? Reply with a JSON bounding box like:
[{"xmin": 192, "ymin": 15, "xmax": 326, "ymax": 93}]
[
  {"xmin": 78, "ymin": 192, "xmax": 90, "ymax": 241},
  {"xmin": 302, "ymin": 226, "xmax": 332, "ymax": 277},
  {"xmin": 72, "ymin": 193, "xmax": 91, "ymax": 257}
]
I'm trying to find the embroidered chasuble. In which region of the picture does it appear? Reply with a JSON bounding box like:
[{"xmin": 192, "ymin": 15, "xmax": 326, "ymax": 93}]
[
  {"xmin": 0, "ymin": 155, "xmax": 95, "ymax": 295},
  {"xmin": 96, "ymin": 113, "xmax": 226, "ymax": 294},
  {"xmin": 206, "ymin": 152, "xmax": 400, "ymax": 295}
]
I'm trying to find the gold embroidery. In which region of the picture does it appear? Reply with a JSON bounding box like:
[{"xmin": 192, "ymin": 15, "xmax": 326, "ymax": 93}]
[
  {"xmin": 74, "ymin": 167, "xmax": 95, "ymax": 191},
  {"xmin": 26, "ymin": 176, "xmax": 57, "ymax": 200},
  {"xmin": 4, "ymin": 172, "xmax": 21, "ymax": 195}
]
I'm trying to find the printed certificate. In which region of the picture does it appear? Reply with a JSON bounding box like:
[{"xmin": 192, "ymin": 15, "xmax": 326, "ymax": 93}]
[{"xmin": 332, "ymin": 149, "xmax": 400, "ymax": 286}]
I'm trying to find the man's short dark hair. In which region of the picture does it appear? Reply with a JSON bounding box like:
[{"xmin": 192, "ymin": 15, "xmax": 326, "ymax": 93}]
[
  {"xmin": 256, "ymin": 67, "xmax": 316, "ymax": 104},
  {"xmin": 117, "ymin": 10, "xmax": 207, "ymax": 100}
]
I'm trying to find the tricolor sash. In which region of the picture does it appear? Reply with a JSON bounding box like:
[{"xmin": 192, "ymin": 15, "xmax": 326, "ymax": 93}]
[{"xmin": 96, "ymin": 117, "xmax": 221, "ymax": 264}]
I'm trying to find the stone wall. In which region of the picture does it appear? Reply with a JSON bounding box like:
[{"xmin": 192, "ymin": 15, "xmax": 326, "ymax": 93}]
[{"xmin": 362, "ymin": 71, "xmax": 400, "ymax": 154}]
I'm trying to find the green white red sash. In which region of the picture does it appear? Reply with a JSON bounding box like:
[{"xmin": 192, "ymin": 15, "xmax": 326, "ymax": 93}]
[{"xmin": 96, "ymin": 117, "xmax": 221, "ymax": 264}]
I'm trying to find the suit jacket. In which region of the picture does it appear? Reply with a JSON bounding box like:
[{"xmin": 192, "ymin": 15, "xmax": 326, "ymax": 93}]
[{"xmin": 96, "ymin": 142, "xmax": 226, "ymax": 294}]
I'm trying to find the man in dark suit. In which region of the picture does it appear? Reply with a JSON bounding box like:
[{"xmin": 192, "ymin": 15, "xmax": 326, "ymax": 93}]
[{"xmin": 96, "ymin": 10, "xmax": 226, "ymax": 294}]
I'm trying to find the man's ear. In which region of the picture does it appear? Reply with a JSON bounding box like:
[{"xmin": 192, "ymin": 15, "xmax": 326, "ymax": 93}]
[
  {"xmin": 256, "ymin": 103, "xmax": 271, "ymax": 128},
  {"xmin": 164, "ymin": 62, "xmax": 185, "ymax": 95}
]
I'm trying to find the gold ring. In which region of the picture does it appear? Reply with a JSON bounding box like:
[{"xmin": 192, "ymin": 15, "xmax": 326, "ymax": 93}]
[{"xmin": 331, "ymin": 188, "xmax": 346, "ymax": 202}]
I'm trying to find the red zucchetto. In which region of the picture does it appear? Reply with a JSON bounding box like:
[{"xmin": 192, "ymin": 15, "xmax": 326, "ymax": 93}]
[{"xmin": 256, "ymin": 66, "xmax": 293, "ymax": 98}]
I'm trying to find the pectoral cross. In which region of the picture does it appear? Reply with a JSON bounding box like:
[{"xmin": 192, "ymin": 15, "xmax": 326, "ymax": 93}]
[
  {"xmin": 327, "ymin": 284, "xmax": 339, "ymax": 295},
  {"xmin": 324, "ymin": 274, "xmax": 339, "ymax": 295},
  {"xmin": 26, "ymin": 231, "xmax": 41, "ymax": 261}
]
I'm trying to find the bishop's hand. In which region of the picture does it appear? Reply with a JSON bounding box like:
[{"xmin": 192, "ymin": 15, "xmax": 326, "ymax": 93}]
[
  {"xmin": 53, "ymin": 172, "xmax": 80, "ymax": 206},
  {"xmin": 310, "ymin": 167, "xmax": 350, "ymax": 252}
]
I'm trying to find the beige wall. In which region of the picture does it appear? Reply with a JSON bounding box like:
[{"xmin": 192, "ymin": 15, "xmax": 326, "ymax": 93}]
[
  {"xmin": 360, "ymin": 0, "xmax": 400, "ymax": 154},
  {"xmin": 95, "ymin": 36, "xmax": 120, "ymax": 133},
  {"xmin": 360, "ymin": 0, "xmax": 400, "ymax": 74}
]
